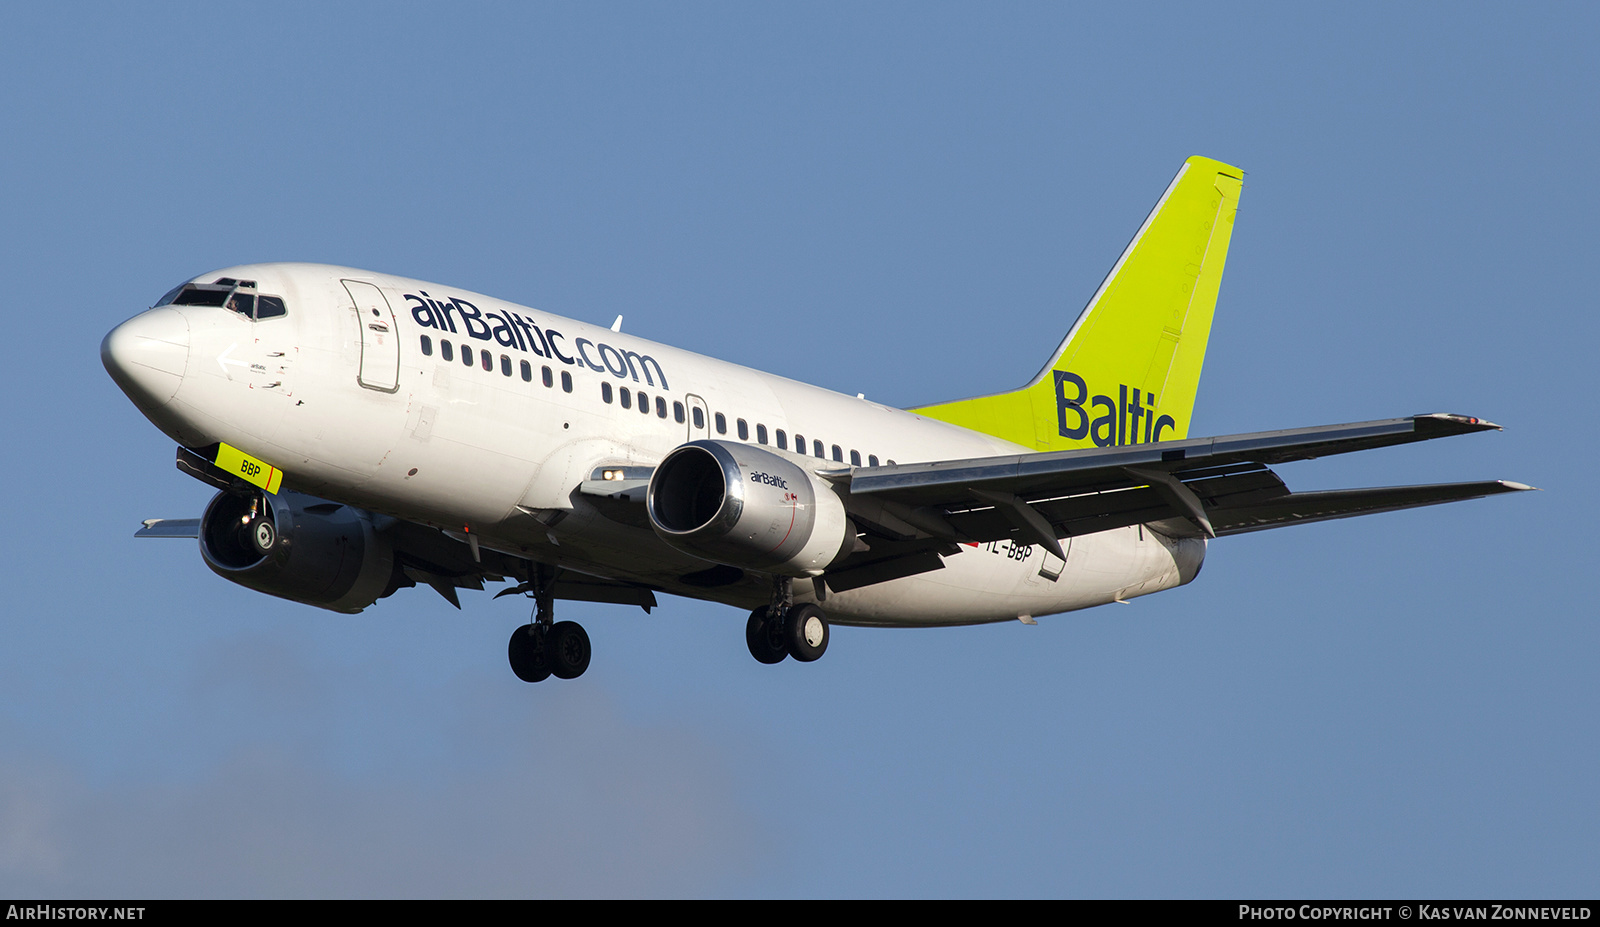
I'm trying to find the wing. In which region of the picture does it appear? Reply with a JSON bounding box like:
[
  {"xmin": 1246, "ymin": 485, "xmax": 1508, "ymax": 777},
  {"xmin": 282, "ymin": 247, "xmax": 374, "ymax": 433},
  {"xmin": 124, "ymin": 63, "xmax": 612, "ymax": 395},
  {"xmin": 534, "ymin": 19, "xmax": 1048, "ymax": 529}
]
[
  {"xmin": 836, "ymin": 413, "xmax": 1531, "ymax": 558},
  {"xmin": 576, "ymin": 412, "xmax": 1529, "ymax": 592}
]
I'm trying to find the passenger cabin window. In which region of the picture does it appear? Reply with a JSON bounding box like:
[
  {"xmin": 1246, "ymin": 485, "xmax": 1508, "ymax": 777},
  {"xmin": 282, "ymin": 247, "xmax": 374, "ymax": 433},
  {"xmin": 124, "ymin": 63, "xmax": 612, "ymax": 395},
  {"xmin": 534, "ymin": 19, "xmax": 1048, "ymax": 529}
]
[
  {"xmin": 776, "ymin": 430, "xmax": 788, "ymax": 450},
  {"xmin": 602, "ymin": 382, "xmax": 613, "ymax": 403},
  {"xmin": 561, "ymin": 371, "xmax": 573, "ymax": 393},
  {"xmin": 441, "ymin": 340, "xmax": 454, "ymax": 362},
  {"xmin": 794, "ymin": 434, "xmax": 804, "ymax": 453},
  {"xmin": 520, "ymin": 360, "xmax": 532, "ymax": 382},
  {"xmin": 620, "ymin": 388, "xmax": 632, "ymax": 409},
  {"xmin": 674, "ymin": 401, "xmax": 685, "ymax": 423},
  {"xmin": 832, "ymin": 445, "xmax": 843, "ymax": 462},
  {"xmin": 481, "ymin": 352, "xmax": 493, "ymax": 372},
  {"xmin": 868, "ymin": 455, "xmax": 879, "ymax": 467},
  {"xmin": 813, "ymin": 440, "xmax": 824, "ymax": 459},
  {"xmin": 542, "ymin": 366, "xmax": 553, "ymax": 387},
  {"xmin": 756, "ymin": 424, "xmax": 768, "ymax": 445},
  {"xmin": 462, "ymin": 347, "xmax": 474, "ymax": 367},
  {"xmin": 737, "ymin": 419, "xmax": 749, "ymax": 440},
  {"xmin": 715, "ymin": 413, "xmax": 727, "ymax": 435},
  {"xmin": 500, "ymin": 355, "xmax": 512, "ymax": 376},
  {"xmin": 692, "ymin": 406, "xmax": 704, "ymax": 429},
  {"xmin": 420, "ymin": 335, "xmax": 433, "ymax": 356},
  {"xmin": 850, "ymin": 450, "xmax": 861, "ymax": 466},
  {"xmin": 638, "ymin": 391, "xmax": 650, "ymax": 414},
  {"xmin": 655, "ymin": 396, "xmax": 666, "ymax": 418}
]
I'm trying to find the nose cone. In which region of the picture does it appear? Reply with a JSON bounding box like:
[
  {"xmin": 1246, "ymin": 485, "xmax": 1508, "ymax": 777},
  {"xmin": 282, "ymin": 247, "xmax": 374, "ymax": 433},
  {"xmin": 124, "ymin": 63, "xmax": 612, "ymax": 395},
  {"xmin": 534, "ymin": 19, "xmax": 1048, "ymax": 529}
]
[{"xmin": 102, "ymin": 307, "xmax": 190, "ymax": 410}]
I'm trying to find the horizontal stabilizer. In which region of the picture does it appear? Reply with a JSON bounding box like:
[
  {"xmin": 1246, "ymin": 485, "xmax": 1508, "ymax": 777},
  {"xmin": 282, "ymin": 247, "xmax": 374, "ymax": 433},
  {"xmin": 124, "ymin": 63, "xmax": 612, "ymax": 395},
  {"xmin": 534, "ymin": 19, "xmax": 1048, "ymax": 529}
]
[{"xmin": 136, "ymin": 518, "xmax": 200, "ymax": 538}]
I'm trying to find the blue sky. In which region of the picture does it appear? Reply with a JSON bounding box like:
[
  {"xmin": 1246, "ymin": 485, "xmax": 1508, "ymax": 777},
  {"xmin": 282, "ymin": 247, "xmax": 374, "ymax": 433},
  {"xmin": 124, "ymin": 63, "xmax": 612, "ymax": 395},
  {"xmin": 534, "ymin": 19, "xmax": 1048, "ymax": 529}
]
[{"xmin": 0, "ymin": 2, "xmax": 1593, "ymax": 897}]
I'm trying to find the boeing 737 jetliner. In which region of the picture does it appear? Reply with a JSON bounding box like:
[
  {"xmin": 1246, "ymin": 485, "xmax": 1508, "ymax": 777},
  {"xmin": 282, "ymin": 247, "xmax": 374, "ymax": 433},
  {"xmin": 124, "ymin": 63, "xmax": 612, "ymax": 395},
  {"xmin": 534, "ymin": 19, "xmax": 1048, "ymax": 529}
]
[{"xmin": 102, "ymin": 157, "xmax": 1529, "ymax": 682}]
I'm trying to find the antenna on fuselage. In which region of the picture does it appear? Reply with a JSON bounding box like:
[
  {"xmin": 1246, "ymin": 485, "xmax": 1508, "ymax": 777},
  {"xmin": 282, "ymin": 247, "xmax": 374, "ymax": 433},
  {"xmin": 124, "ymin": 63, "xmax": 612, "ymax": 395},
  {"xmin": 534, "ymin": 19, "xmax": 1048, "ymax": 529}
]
[{"xmin": 610, "ymin": 315, "xmax": 623, "ymax": 332}]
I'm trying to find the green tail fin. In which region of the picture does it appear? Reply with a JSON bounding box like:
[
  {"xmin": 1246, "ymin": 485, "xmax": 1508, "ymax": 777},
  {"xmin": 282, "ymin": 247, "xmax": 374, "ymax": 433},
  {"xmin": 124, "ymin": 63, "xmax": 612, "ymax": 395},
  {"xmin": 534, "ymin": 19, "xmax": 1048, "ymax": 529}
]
[{"xmin": 913, "ymin": 156, "xmax": 1244, "ymax": 450}]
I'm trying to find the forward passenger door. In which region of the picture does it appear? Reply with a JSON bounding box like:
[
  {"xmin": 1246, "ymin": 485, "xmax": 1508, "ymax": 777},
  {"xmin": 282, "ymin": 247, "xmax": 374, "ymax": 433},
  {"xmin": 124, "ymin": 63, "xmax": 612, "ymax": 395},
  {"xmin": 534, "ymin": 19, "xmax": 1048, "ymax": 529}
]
[{"xmin": 343, "ymin": 279, "xmax": 400, "ymax": 392}]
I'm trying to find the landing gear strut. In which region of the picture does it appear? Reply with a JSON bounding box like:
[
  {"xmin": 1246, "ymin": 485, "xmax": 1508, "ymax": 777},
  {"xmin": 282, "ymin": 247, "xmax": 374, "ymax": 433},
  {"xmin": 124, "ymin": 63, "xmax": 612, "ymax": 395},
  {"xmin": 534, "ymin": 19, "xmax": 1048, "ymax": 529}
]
[
  {"xmin": 507, "ymin": 564, "xmax": 591, "ymax": 683},
  {"xmin": 746, "ymin": 577, "xmax": 830, "ymax": 665}
]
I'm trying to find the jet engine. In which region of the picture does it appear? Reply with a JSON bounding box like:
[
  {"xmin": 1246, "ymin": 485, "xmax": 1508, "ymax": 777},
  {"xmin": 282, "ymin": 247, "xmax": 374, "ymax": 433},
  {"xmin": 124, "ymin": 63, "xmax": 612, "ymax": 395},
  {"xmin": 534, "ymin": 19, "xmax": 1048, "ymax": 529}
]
[
  {"xmin": 647, "ymin": 440, "xmax": 855, "ymax": 576},
  {"xmin": 199, "ymin": 489, "xmax": 399, "ymax": 613}
]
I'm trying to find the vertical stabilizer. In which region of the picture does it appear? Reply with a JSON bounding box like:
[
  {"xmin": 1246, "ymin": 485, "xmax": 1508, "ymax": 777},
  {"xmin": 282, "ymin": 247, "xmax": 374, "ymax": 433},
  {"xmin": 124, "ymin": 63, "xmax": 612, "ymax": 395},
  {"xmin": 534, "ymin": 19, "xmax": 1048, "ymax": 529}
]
[{"xmin": 913, "ymin": 156, "xmax": 1244, "ymax": 450}]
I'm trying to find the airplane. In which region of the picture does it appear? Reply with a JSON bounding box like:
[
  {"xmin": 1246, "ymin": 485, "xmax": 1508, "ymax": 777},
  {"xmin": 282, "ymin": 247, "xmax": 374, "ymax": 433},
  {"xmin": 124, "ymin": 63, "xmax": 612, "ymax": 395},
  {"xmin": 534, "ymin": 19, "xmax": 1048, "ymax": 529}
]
[{"xmin": 101, "ymin": 156, "xmax": 1530, "ymax": 682}]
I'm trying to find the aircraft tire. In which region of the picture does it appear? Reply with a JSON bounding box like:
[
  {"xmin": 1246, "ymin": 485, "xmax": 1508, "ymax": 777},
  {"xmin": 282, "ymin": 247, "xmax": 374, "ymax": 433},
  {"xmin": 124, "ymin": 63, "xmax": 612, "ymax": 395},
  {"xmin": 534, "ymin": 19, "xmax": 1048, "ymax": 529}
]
[
  {"xmin": 745, "ymin": 607, "xmax": 788, "ymax": 664},
  {"xmin": 250, "ymin": 517, "xmax": 276, "ymax": 555},
  {"xmin": 785, "ymin": 603, "xmax": 829, "ymax": 663},
  {"xmin": 508, "ymin": 624, "xmax": 552, "ymax": 683},
  {"xmin": 546, "ymin": 621, "xmax": 591, "ymax": 679}
]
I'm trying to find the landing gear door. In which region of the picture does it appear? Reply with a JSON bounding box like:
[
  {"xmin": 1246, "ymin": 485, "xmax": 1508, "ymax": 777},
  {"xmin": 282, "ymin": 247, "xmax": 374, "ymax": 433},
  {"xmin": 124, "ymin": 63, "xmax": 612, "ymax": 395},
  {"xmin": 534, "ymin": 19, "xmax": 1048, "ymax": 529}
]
[
  {"xmin": 343, "ymin": 280, "xmax": 400, "ymax": 392},
  {"xmin": 686, "ymin": 394, "xmax": 710, "ymax": 442}
]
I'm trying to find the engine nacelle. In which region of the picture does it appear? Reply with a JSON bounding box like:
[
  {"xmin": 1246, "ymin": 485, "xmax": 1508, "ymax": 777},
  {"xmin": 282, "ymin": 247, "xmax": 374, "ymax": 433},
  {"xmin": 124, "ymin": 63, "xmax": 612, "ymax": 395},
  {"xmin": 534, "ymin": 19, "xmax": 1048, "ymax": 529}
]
[
  {"xmin": 199, "ymin": 489, "xmax": 397, "ymax": 613},
  {"xmin": 647, "ymin": 440, "xmax": 855, "ymax": 576}
]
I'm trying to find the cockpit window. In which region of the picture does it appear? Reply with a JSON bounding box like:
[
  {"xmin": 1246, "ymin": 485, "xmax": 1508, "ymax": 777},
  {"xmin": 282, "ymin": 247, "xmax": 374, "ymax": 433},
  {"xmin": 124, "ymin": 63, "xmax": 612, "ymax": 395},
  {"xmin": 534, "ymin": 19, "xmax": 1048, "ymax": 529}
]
[
  {"xmin": 154, "ymin": 284, "xmax": 186, "ymax": 307},
  {"xmin": 172, "ymin": 284, "xmax": 232, "ymax": 307},
  {"xmin": 163, "ymin": 281, "xmax": 288, "ymax": 321}
]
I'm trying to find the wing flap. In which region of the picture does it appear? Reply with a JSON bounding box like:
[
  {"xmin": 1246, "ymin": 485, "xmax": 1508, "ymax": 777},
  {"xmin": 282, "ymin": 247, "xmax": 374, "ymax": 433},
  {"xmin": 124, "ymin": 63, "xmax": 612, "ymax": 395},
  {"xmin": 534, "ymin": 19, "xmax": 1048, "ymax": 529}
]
[
  {"xmin": 936, "ymin": 466, "xmax": 1291, "ymax": 543},
  {"xmin": 1211, "ymin": 481, "xmax": 1533, "ymax": 536}
]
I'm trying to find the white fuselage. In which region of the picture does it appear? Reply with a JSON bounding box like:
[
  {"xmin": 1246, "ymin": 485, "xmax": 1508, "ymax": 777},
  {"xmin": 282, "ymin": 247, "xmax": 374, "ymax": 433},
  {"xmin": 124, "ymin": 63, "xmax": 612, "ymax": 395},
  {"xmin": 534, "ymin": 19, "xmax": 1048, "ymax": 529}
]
[{"xmin": 111, "ymin": 263, "xmax": 1204, "ymax": 626}]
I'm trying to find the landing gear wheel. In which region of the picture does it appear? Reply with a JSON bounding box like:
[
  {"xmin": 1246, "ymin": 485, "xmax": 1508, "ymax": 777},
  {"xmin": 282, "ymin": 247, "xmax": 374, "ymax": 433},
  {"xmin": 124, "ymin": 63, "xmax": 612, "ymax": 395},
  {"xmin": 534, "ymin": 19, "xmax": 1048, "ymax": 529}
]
[
  {"xmin": 785, "ymin": 603, "xmax": 829, "ymax": 662},
  {"xmin": 250, "ymin": 518, "xmax": 276, "ymax": 554},
  {"xmin": 746, "ymin": 607, "xmax": 788, "ymax": 664},
  {"xmin": 508, "ymin": 624, "xmax": 551, "ymax": 683},
  {"xmin": 546, "ymin": 621, "xmax": 591, "ymax": 679}
]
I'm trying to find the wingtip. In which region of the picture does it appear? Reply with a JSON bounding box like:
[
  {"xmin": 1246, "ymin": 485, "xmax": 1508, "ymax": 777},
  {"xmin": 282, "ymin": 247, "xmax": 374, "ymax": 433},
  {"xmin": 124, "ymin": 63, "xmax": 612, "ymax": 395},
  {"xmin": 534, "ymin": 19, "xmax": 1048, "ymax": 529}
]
[{"xmin": 1417, "ymin": 412, "xmax": 1502, "ymax": 432}]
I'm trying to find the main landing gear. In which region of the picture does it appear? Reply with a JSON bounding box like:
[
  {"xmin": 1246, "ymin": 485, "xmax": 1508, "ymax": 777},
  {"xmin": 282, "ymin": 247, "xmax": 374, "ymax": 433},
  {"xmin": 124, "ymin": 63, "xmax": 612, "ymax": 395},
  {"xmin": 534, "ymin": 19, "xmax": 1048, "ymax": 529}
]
[
  {"xmin": 746, "ymin": 577, "xmax": 830, "ymax": 665},
  {"xmin": 507, "ymin": 567, "xmax": 590, "ymax": 683},
  {"xmin": 508, "ymin": 620, "xmax": 590, "ymax": 682}
]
